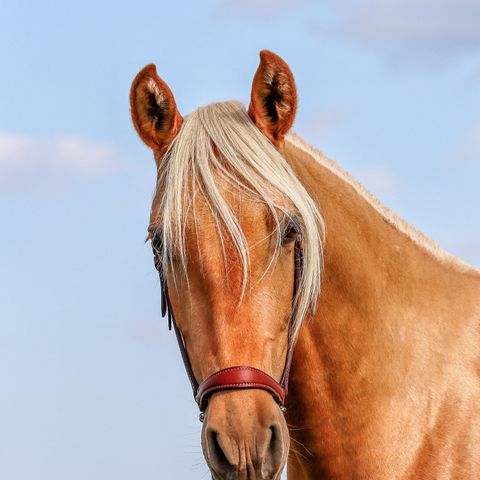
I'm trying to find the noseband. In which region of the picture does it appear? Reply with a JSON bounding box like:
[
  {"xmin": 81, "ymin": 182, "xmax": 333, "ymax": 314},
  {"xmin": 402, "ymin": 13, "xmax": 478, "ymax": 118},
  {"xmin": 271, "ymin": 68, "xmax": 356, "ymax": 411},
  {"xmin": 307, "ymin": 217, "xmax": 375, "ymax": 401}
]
[{"xmin": 153, "ymin": 236, "xmax": 303, "ymax": 420}]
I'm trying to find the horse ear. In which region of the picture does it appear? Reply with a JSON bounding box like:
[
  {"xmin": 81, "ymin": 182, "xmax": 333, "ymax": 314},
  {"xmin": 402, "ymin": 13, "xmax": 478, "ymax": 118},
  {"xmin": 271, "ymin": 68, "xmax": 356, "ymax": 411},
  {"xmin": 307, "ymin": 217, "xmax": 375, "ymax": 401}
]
[
  {"xmin": 248, "ymin": 50, "xmax": 297, "ymax": 146},
  {"xmin": 130, "ymin": 64, "xmax": 183, "ymax": 155}
]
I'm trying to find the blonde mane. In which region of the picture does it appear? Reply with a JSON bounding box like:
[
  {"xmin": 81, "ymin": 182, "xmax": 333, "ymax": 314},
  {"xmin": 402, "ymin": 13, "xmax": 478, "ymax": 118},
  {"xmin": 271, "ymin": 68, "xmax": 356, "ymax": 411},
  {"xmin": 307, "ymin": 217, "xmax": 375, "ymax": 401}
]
[{"xmin": 153, "ymin": 101, "xmax": 325, "ymax": 340}]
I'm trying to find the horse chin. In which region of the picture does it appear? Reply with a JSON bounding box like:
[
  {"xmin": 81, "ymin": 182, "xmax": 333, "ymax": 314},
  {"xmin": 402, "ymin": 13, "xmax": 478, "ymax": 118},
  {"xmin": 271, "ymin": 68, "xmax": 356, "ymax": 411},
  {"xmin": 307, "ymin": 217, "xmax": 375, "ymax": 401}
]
[{"xmin": 201, "ymin": 389, "xmax": 289, "ymax": 480}]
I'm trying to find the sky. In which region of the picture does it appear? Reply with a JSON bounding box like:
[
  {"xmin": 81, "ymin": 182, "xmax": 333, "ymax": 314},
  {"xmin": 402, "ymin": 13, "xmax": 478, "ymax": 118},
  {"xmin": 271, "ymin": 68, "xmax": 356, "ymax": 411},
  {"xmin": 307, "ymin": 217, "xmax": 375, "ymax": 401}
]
[{"xmin": 0, "ymin": 1, "xmax": 479, "ymax": 479}]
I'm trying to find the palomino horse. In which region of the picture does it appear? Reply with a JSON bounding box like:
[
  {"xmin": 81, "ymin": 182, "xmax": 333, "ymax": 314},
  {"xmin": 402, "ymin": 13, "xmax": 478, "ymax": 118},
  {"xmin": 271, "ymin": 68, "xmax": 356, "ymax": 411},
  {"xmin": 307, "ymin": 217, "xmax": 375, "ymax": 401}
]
[{"xmin": 130, "ymin": 51, "xmax": 480, "ymax": 479}]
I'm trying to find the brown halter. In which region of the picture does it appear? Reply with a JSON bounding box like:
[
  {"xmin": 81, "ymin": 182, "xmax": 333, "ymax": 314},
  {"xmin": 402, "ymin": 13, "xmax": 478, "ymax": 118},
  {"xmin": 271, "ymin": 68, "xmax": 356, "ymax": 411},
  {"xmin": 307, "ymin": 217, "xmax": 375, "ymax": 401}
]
[{"xmin": 153, "ymin": 235, "xmax": 303, "ymax": 421}]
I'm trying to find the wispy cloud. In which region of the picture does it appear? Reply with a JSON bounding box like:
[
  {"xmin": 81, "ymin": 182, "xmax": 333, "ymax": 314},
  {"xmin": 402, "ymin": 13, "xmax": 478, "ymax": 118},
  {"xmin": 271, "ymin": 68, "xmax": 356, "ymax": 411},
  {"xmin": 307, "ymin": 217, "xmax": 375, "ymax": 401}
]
[
  {"xmin": 0, "ymin": 132, "xmax": 119, "ymax": 190},
  {"xmin": 325, "ymin": 0, "xmax": 480, "ymax": 64},
  {"xmin": 450, "ymin": 123, "xmax": 480, "ymax": 165}
]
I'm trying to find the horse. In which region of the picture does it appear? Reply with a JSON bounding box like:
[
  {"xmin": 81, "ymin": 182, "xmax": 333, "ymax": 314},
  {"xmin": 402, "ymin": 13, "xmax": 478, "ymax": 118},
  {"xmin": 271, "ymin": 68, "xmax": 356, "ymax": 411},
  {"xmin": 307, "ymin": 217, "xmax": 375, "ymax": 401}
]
[{"xmin": 129, "ymin": 50, "xmax": 480, "ymax": 479}]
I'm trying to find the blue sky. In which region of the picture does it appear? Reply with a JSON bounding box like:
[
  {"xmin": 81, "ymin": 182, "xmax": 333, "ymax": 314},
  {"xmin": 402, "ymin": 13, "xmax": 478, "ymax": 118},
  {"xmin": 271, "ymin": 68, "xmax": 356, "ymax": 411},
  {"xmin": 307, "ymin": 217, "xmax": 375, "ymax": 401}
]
[{"xmin": 1, "ymin": 1, "xmax": 479, "ymax": 479}]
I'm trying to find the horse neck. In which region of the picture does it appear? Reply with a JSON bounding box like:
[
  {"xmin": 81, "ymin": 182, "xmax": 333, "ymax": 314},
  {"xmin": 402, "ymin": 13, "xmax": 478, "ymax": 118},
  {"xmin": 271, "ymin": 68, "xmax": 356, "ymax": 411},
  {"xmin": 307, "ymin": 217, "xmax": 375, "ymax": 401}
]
[{"xmin": 281, "ymin": 136, "xmax": 480, "ymax": 477}]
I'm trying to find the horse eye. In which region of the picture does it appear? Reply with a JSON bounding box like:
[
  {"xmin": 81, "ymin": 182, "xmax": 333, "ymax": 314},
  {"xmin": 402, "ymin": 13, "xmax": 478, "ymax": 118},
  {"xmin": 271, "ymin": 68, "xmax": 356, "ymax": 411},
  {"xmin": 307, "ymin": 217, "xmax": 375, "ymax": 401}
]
[
  {"xmin": 151, "ymin": 230, "xmax": 164, "ymax": 254},
  {"xmin": 282, "ymin": 219, "xmax": 299, "ymax": 244}
]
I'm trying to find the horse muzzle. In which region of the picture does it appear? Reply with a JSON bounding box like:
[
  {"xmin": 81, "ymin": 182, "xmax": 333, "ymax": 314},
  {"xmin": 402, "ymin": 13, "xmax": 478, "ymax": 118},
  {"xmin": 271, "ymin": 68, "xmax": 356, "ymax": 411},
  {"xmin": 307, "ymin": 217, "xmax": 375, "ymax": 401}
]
[{"xmin": 201, "ymin": 389, "xmax": 289, "ymax": 480}]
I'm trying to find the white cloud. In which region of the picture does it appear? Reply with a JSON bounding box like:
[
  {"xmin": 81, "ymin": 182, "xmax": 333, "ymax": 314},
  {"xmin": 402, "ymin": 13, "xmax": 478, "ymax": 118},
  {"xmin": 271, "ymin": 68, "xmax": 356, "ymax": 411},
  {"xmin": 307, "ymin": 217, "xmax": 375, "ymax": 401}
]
[
  {"xmin": 0, "ymin": 132, "xmax": 118, "ymax": 187},
  {"xmin": 450, "ymin": 124, "xmax": 480, "ymax": 165},
  {"xmin": 326, "ymin": 0, "xmax": 480, "ymax": 63}
]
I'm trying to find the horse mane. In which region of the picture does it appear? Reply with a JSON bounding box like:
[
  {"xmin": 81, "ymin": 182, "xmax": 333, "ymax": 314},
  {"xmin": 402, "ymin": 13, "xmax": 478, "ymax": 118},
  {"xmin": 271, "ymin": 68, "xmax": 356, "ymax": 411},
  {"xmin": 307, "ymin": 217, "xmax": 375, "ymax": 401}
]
[{"xmin": 152, "ymin": 101, "xmax": 325, "ymax": 339}]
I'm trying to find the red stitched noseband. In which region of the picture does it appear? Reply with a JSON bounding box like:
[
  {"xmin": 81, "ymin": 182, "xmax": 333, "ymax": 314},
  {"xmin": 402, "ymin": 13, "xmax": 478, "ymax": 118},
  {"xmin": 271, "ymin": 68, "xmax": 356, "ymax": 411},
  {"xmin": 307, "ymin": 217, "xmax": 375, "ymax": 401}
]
[{"xmin": 196, "ymin": 366, "xmax": 287, "ymax": 412}]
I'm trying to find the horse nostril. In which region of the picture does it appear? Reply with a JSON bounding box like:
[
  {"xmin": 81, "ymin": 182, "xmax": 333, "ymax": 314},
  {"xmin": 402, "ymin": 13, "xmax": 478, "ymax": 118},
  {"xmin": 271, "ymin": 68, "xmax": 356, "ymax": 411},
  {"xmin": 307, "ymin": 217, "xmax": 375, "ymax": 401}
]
[
  {"xmin": 207, "ymin": 429, "xmax": 231, "ymax": 472},
  {"xmin": 270, "ymin": 424, "xmax": 277, "ymax": 444},
  {"xmin": 265, "ymin": 424, "xmax": 285, "ymax": 473}
]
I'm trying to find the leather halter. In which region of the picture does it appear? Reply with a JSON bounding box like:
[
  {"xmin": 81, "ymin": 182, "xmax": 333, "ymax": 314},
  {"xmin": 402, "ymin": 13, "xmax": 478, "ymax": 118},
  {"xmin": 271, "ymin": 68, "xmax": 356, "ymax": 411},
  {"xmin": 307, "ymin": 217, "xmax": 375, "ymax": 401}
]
[{"xmin": 153, "ymin": 235, "xmax": 303, "ymax": 418}]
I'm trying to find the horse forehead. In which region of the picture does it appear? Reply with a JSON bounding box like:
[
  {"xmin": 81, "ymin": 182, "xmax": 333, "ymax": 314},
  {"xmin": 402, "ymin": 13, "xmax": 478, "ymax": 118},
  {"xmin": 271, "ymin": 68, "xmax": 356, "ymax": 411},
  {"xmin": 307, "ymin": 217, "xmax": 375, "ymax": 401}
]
[
  {"xmin": 188, "ymin": 185, "xmax": 271, "ymax": 232},
  {"xmin": 189, "ymin": 202, "xmax": 271, "ymax": 249}
]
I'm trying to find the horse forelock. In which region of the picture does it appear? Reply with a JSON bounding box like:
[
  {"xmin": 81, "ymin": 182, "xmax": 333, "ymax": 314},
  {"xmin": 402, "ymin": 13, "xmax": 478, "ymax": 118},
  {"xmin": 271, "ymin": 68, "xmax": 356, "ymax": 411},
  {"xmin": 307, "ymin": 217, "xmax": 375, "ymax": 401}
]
[{"xmin": 150, "ymin": 100, "xmax": 325, "ymax": 339}]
